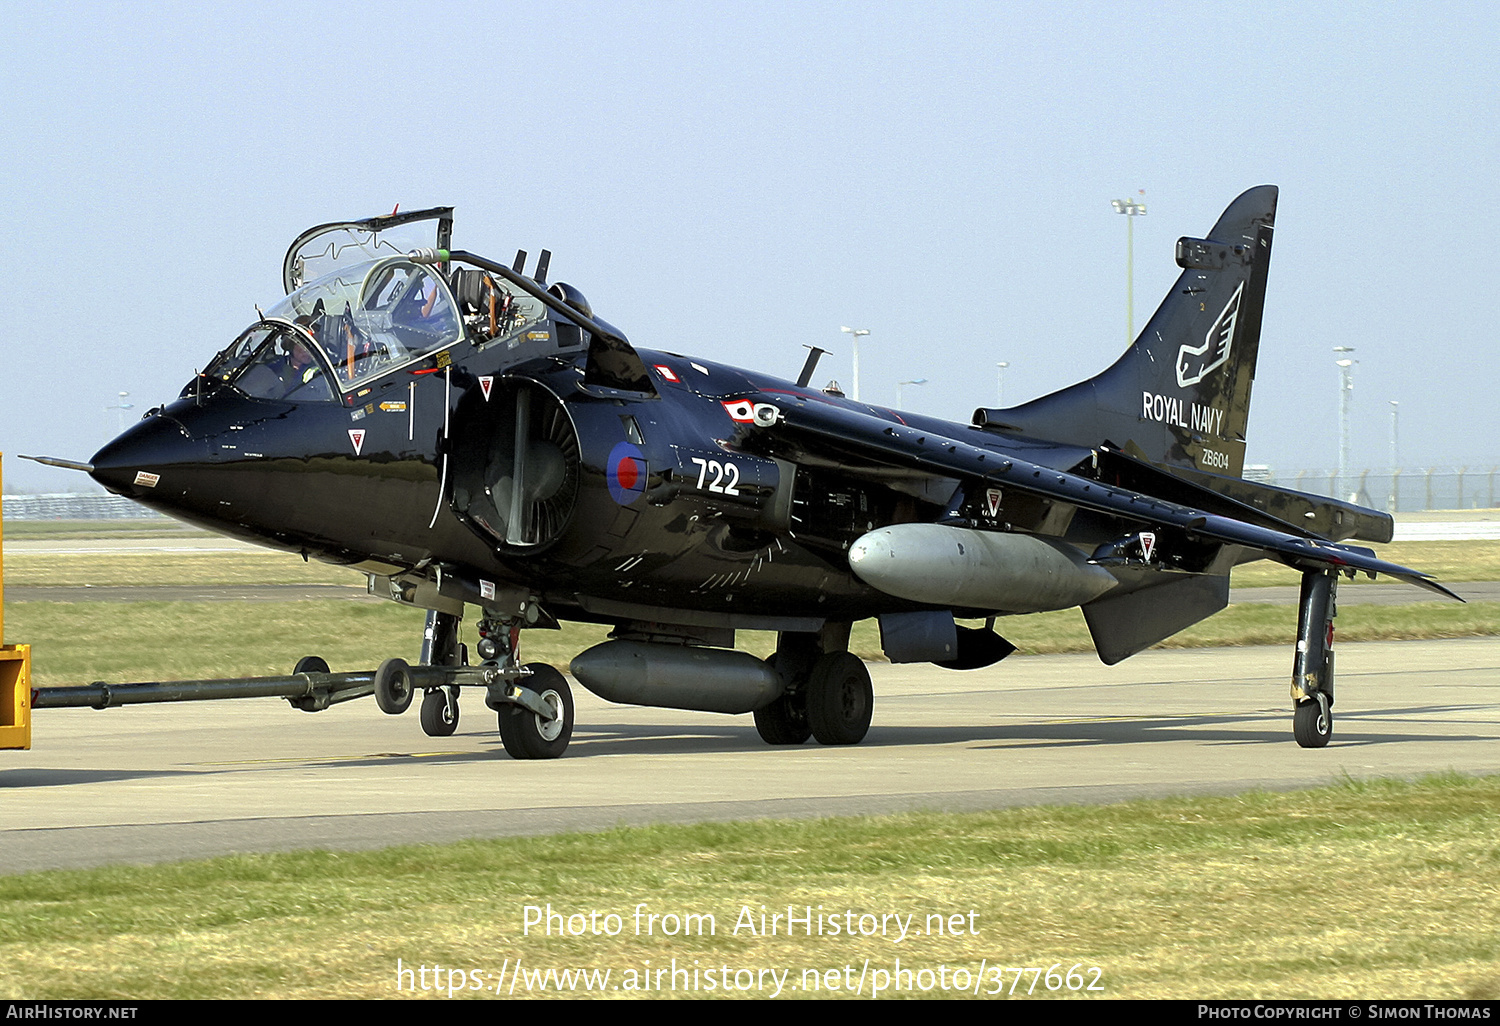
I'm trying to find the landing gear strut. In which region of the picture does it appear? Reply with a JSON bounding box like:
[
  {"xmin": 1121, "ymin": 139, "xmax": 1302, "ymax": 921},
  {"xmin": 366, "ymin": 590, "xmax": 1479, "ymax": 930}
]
[
  {"xmin": 754, "ymin": 654, "xmax": 812, "ymax": 745},
  {"xmin": 418, "ymin": 610, "xmax": 463, "ymax": 737},
  {"xmin": 477, "ymin": 616, "xmax": 574, "ymax": 760},
  {"xmin": 362, "ymin": 608, "xmax": 573, "ymax": 758},
  {"xmin": 1291, "ymin": 568, "xmax": 1337, "ymax": 748},
  {"xmin": 755, "ymin": 624, "xmax": 872, "ymax": 747}
]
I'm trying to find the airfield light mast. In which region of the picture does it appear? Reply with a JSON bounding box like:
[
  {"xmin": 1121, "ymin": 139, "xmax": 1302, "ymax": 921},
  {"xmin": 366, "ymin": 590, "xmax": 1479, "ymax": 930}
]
[
  {"xmin": 996, "ymin": 361, "xmax": 1009, "ymax": 407},
  {"xmin": 1112, "ymin": 193, "xmax": 1147, "ymax": 343},
  {"xmin": 840, "ymin": 326, "xmax": 870, "ymax": 401},
  {"xmin": 1389, "ymin": 400, "xmax": 1400, "ymax": 512},
  {"xmin": 106, "ymin": 392, "xmax": 133, "ymax": 434},
  {"xmin": 896, "ymin": 378, "xmax": 927, "ymax": 408},
  {"xmin": 1334, "ymin": 347, "xmax": 1356, "ymax": 501}
]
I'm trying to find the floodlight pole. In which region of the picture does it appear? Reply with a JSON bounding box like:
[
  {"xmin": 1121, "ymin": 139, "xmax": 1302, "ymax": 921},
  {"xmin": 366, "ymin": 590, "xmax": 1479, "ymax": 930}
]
[
  {"xmin": 1112, "ymin": 193, "xmax": 1147, "ymax": 343},
  {"xmin": 106, "ymin": 391, "xmax": 133, "ymax": 434},
  {"xmin": 1334, "ymin": 347, "xmax": 1356, "ymax": 501},
  {"xmin": 840, "ymin": 326, "xmax": 870, "ymax": 401},
  {"xmin": 996, "ymin": 362, "xmax": 1009, "ymax": 407},
  {"xmin": 896, "ymin": 378, "xmax": 926, "ymax": 408},
  {"xmin": 1389, "ymin": 400, "xmax": 1400, "ymax": 512}
]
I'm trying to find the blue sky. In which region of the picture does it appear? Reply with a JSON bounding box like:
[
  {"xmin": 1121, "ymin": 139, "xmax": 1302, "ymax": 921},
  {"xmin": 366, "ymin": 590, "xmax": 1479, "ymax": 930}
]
[{"xmin": 3, "ymin": 1, "xmax": 1496, "ymax": 492}]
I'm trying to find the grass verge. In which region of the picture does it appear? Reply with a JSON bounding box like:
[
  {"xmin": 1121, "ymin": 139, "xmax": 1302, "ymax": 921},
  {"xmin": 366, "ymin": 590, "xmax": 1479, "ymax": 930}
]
[
  {"xmin": 2, "ymin": 774, "xmax": 1497, "ymax": 999},
  {"xmin": 1, "ymin": 519, "xmax": 203, "ymax": 540}
]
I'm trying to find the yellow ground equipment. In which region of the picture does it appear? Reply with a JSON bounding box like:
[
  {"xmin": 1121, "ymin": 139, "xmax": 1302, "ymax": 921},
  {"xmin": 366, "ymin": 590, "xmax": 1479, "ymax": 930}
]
[{"xmin": 1, "ymin": 453, "xmax": 35, "ymax": 749}]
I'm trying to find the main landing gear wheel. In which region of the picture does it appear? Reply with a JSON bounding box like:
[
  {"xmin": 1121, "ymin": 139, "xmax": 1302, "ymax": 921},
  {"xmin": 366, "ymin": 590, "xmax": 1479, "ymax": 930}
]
[
  {"xmin": 805, "ymin": 652, "xmax": 873, "ymax": 746},
  {"xmin": 374, "ymin": 657, "xmax": 415, "ymax": 715},
  {"xmin": 498, "ymin": 663, "xmax": 573, "ymax": 759},
  {"xmin": 420, "ymin": 687, "xmax": 460, "ymax": 737},
  {"xmin": 1293, "ymin": 696, "xmax": 1333, "ymax": 749},
  {"xmin": 754, "ymin": 657, "xmax": 811, "ymax": 745}
]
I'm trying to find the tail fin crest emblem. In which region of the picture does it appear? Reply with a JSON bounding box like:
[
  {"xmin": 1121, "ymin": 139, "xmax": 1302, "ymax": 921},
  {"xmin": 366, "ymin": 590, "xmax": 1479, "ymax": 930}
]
[{"xmin": 1176, "ymin": 281, "xmax": 1244, "ymax": 388}]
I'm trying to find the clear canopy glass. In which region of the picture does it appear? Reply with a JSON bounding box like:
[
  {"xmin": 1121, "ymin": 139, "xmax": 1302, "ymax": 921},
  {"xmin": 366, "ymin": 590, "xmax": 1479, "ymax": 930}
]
[
  {"xmin": 196, "ymin": 255, "xmax": 554, "ymax": 401},
  {"xmin": 267, "ymin": 257, "xmax": 464, "ymax": 387},
  {"xmin": 198, "ymin": 322, "xmax": 335, "ymax": 402}
]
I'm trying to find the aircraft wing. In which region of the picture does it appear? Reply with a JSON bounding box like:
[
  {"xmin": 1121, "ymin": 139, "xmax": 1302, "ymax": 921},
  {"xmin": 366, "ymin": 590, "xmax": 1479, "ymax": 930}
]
[{"xmin": 748, "ymin": 393, "xmax": 1461, "ymax": 602}]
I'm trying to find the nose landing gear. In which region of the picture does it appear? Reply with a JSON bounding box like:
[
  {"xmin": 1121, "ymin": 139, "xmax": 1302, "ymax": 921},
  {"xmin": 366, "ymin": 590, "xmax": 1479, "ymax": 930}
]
[{"xmin": 367, "ymin": 608, "xmax": 574, "ymax": 758}]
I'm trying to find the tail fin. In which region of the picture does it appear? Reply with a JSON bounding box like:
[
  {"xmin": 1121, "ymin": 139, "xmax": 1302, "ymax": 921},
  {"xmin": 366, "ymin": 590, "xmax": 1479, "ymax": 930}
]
[{"xmin": 974, "ymin": 185, "xmax": 1277, "ymax": 478}]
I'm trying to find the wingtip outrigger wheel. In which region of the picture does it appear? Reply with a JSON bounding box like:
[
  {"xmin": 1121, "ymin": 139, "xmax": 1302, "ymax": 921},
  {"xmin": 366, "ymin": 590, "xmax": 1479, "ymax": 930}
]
[{"xmin": 1291, "ymin": 568, "xmax": 1338, "ymax": 748}]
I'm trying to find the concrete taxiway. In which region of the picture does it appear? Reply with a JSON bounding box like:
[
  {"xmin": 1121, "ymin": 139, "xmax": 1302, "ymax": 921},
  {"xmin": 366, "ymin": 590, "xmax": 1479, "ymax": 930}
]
[{"xmin": 4, "ymin": 637, "xmax": 1498, "ymax": 875}]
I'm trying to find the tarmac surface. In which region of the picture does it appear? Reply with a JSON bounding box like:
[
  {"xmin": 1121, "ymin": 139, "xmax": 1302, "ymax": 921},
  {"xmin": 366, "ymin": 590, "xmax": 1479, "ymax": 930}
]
[{"xmin": 5, "ymin": 637, "xmax": 1498, "ymax": 874}]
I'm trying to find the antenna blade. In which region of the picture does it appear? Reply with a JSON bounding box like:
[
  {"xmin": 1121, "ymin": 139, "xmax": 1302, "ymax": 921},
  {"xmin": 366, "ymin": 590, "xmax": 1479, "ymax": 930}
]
[{"xmin": 797, "ymin": 346, "xmax": 829, "ymax": 387}]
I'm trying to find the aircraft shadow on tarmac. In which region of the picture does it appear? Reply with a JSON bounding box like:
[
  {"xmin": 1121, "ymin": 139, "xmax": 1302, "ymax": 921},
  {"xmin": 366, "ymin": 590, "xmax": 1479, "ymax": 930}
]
[
  {"xmin": 0, "ymin": 768, "xmax": 205, "ymax": 789},
  {"xmin": 3, "ymin": 703, "xmax": 1492, "ymax": 786}
]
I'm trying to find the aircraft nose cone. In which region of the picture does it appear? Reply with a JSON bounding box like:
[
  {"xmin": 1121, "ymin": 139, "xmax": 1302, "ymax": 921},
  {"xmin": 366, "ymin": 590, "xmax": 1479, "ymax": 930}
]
[{"xmin": 89, "ymin": 413, "xmax": 203, "ymax": 499}]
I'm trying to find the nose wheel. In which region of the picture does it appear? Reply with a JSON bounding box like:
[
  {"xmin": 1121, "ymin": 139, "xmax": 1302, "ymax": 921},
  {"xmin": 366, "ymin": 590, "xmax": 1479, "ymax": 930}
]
[
  {"xmin": 496, "ymin": 663, "xmax": 573, "ymax": 759},
  {"xmin": 420, "ymin": 686, "xmax": 460, "ymax": 737}
]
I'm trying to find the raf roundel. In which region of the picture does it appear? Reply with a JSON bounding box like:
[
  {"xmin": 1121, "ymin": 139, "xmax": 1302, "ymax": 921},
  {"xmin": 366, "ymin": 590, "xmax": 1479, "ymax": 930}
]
[{"xmin": 607, "ymin": 441, "xmax": 647, "ymax": 505}]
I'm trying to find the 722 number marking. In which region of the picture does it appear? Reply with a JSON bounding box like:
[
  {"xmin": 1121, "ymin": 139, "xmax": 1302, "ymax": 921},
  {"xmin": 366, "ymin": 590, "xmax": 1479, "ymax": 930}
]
[{"xmin": 690, "ymin": 457, "xmax": 741, "ymax": 496}]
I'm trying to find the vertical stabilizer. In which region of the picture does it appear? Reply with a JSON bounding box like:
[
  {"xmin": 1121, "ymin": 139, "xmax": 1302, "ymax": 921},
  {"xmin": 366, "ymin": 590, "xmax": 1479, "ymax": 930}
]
[{"xmin": 974, "ymin": 186, "xmax": 1277, "ymax": 478}]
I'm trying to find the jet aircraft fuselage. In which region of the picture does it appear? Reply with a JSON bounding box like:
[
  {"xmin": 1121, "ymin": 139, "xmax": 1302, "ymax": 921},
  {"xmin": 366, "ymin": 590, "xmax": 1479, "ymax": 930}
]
[{"xmin": 69, "ymin": 192, "xmax": 1454, "ymax": 756}]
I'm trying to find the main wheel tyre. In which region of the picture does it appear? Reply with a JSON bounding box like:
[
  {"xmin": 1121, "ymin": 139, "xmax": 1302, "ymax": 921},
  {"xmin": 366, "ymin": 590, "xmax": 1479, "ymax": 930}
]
[
  {"xmin": 420, "ymin": 687, "xmax": 460, "ymax": 737},
  {"xmin": 293, "ymin": 655, "xmax": 330, "ymax": 675},
  {"xmin": 754, "ymin": 655, "xmax": 811, "ymax": 745},
  {"xmin": 805, "ymin": 653, "xmax": 873, "ymax": 746},
  {"xmin": 374, "ymin": 657, "xmax": 414, "ymax": 715},
  {"xmin": 1293, "ymin": 696, "xmax": 1332, "ymax": 748},
  {"xmin": 498, "ymin": 664, "xmax": 573, "ymax": 759}
]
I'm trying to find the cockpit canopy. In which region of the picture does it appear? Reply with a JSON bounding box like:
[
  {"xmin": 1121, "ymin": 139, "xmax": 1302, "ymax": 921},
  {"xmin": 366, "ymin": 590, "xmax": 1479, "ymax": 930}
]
[
  {"xmin": 190, "ymin": 206, "xmax": 589, "ymax": 404},
  {"xmin": 271, "ymin": 257, "xmax": 464, "ymax": 385},
  {"xmin": 196, "ymin": 257, "xmax": 467, "ymax": 400}
]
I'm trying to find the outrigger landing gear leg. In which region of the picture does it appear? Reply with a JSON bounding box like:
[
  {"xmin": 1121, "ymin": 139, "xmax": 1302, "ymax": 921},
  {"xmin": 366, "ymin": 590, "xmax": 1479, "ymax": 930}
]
[
  {"xmin": 419, "ymin": 609, "xmax": 462, "ymax": 737},
  {"xmin": 477, "ymin": 618, "xmax": 573, "ymax": 760},
  {"xmin": 1292, "ymin": 568, "xmax": 1338, "ymax": 748}
]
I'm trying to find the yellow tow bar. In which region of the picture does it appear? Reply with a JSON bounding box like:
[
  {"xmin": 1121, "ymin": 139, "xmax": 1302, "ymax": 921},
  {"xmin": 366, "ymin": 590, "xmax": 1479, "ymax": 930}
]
[{"xmin": 1, "ymin": 452, "xmax": 34, "ymax": 750}]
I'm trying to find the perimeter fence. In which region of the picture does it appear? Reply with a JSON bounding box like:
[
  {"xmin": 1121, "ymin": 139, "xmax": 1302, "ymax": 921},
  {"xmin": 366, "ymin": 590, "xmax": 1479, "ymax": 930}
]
[
  {"xmin": 1247, "ymin": 467, "xmax": 1499, "ymax": 514},
  {"xmin": 1, "ymin": 493, "xmax": 169, "ymax": 521}
]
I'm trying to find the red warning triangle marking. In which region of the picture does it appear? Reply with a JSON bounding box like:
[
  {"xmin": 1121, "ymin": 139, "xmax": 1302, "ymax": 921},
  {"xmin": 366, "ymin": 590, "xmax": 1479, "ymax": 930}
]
[
  {"xmin": 1141, "ymin": 532, "xmax": 1156, "ymax": 561},
  {"xmin": 349, "ymin": 429, "xmax": 366, "ymax": 456},
  {"xmin": 479, "ymin": 376, "xmax": 494, "ymax": 401},
  {"xmin": 985, "ymin": 488, "xmax": 1002, "ymax": 517}
]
